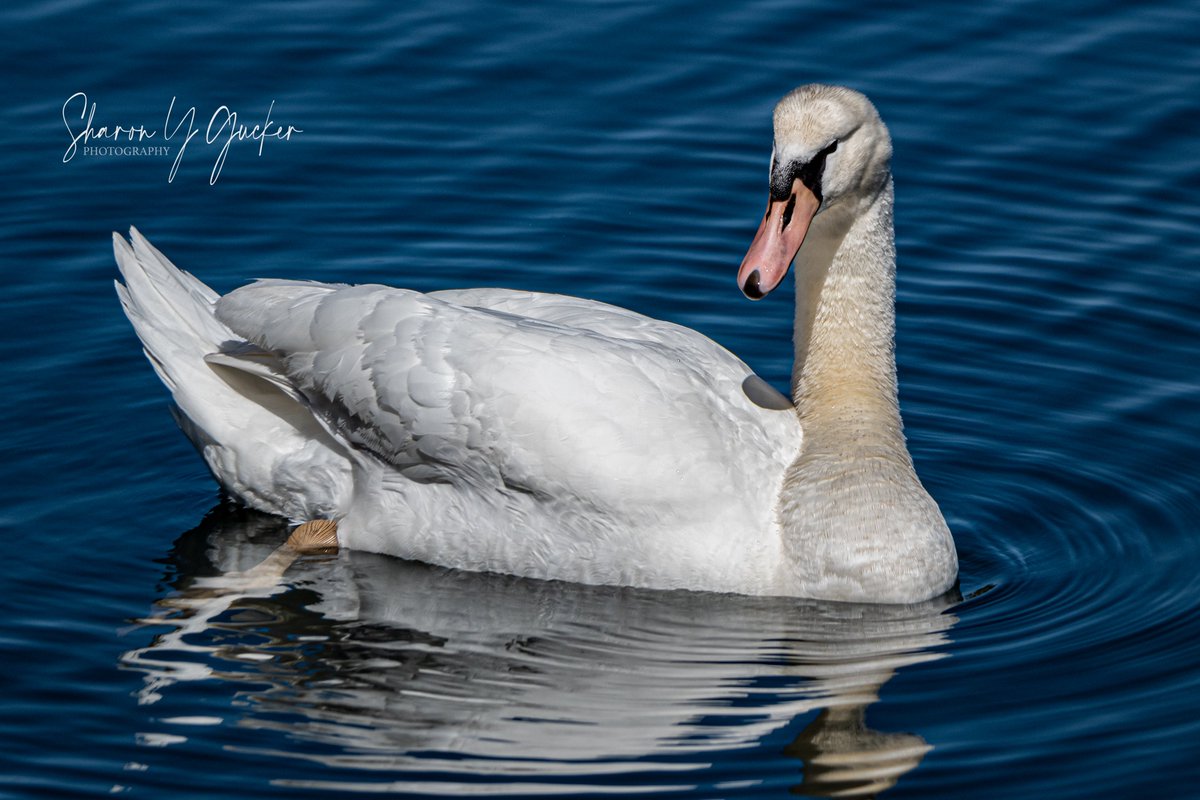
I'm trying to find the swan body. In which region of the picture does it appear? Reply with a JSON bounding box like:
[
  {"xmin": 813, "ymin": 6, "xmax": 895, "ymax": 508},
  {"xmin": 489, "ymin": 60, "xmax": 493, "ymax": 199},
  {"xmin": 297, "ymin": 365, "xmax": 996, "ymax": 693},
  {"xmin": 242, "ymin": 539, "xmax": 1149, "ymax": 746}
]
[{"xmin": 115, "ymin": 85, "xmax": 957, "ymax": 603}]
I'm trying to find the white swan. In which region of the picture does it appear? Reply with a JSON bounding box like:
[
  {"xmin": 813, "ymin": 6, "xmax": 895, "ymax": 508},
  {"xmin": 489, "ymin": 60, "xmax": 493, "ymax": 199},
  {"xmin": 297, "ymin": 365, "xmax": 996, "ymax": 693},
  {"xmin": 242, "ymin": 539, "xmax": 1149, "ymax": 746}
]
[{"xmin": 115, "ymin": 84, "xmax": 957, "ymax": 603}]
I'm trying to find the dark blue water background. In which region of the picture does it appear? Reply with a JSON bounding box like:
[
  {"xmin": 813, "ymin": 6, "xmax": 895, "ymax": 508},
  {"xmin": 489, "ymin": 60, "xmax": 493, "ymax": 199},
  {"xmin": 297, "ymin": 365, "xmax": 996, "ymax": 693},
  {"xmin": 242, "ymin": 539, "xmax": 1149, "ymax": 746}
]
[{"xmin": 2, "ymin": 1, "xmax": 1198, "ymax": 797}]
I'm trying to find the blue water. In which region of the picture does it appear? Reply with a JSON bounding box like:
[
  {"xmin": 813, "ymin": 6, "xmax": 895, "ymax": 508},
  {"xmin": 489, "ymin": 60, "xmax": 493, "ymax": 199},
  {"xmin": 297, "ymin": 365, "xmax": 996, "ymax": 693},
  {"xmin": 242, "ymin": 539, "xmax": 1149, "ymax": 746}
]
[{"xmin": 2, "ymin": 0, "xmax": 1199, "ymax": 797}]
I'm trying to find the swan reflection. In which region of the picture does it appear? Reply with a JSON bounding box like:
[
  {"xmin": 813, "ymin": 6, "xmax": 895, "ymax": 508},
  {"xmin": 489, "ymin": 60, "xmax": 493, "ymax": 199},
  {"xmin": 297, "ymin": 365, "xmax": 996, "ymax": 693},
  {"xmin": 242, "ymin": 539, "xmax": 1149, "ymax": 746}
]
[{"xmin": 122, "ymin": 506, "xmax": 959, "ymax": 796}]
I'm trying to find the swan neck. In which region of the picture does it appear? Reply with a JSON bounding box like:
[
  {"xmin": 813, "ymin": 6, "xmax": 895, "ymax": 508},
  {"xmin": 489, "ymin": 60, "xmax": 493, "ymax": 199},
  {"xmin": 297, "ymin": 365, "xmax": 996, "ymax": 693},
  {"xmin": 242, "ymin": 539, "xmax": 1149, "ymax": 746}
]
[
  {"xmin": 790, "ymin": 179, "xmax": 900, "ymax": 440},
  {"xmin": 774, "ymin": 179, "xmax": 957, "ymax": 603}
]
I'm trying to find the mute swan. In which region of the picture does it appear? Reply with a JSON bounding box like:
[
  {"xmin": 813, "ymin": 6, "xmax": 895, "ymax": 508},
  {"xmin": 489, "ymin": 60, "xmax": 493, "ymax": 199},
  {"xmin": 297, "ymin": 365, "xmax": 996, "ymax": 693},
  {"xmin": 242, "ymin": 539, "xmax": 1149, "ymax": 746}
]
[{"xmin": 115, "ymin": 84, "xmax": 957, "ymax": 603}]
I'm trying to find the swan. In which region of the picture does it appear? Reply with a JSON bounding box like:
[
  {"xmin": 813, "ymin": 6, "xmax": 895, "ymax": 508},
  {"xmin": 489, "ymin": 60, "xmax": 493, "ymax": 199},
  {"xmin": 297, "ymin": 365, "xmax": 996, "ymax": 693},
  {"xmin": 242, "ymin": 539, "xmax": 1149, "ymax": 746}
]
[{"xmin": 115, "ymin": 84, "xmax": 957, "ymax": 603}]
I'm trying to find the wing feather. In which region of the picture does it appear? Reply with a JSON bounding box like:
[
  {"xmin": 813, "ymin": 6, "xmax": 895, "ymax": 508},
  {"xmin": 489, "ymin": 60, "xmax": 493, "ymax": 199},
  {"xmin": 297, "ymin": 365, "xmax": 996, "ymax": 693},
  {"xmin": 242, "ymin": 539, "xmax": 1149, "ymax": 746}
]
[{"xmin": 216, "ymin": 281, "xmax": 798, "ymax": 515}]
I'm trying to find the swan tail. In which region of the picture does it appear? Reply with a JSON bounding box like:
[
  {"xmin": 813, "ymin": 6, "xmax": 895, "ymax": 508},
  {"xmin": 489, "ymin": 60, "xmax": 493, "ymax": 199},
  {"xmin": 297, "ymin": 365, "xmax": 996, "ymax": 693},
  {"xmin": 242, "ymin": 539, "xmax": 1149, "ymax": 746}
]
[
  {"xmin": 114, "ymin": 227, "xmax": 229, "ymax": 394},
  {"xmin": 114, "ymin": 227, "xmax": 352, "ymax": 520}
]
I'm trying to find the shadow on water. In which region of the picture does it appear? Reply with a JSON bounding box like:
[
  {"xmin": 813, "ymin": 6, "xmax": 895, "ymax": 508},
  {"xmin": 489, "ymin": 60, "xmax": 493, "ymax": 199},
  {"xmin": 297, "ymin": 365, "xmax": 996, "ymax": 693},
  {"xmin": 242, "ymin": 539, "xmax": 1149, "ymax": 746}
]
[{"xmin": 122, "ymin": 504, "xmax": 962, "ymax": 797}]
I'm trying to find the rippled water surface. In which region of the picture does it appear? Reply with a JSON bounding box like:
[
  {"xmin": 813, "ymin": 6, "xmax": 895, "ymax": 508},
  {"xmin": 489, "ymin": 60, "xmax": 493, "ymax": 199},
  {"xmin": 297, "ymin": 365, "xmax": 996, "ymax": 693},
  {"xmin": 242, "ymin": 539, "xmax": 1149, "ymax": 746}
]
[{"xmin": 2, "ymin": 0, "xmax": 1199, "ymax": 797}]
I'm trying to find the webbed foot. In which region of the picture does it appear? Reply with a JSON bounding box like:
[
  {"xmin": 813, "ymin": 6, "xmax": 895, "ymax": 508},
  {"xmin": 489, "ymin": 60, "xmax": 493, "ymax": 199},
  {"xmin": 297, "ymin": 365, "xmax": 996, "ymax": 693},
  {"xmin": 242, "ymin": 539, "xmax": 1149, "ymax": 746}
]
[{"xmin": 286, "ymin": 519, "xmax": 339, "ymax": 554}]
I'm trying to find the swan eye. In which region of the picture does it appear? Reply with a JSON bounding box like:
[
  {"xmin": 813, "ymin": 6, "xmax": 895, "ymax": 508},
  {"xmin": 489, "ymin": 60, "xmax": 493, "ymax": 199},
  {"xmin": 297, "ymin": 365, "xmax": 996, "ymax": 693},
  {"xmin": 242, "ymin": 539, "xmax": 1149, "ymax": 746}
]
[{"xmin": 770, "ymin": 141, "xmax": 839, "ymax": 204}]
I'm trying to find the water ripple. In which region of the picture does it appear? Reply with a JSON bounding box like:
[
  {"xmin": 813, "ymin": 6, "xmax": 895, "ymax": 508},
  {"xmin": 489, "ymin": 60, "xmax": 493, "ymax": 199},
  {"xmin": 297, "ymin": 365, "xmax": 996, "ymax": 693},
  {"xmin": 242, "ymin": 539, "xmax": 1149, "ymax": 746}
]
[{"xmin": 4, "ymin": 0, "xmax": 1200, "ymax": 796}]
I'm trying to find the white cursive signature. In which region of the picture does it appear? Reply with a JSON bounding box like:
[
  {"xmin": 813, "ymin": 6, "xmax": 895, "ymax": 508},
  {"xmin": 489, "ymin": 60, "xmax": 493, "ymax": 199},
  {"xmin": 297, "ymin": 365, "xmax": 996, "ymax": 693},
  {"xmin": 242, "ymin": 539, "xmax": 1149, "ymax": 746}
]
[{"xmin": 63, "ymin": 92, "xmax": 302, "ymax": 184}]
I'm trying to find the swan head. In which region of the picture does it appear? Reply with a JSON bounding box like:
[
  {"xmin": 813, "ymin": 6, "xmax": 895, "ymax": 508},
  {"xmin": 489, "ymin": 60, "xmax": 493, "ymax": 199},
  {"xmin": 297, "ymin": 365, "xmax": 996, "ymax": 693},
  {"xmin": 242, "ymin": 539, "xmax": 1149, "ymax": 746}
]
[{"xmin": 738, "ymin": 85, "xmax": 892, "ymax": 299}]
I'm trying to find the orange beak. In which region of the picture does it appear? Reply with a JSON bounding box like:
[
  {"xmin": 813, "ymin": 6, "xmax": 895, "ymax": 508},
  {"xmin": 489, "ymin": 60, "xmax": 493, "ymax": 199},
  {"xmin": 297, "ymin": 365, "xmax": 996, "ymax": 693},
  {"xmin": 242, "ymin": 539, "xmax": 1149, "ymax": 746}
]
[{"xmin": 737, "ymin": 178, "xmax": 820, "ymax": 300}]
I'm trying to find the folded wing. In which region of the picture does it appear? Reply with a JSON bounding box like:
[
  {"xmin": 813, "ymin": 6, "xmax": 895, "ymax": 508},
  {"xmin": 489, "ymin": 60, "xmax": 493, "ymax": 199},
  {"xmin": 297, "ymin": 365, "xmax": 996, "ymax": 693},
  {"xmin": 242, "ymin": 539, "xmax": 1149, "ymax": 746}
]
[{"xmin": 215, "ymin": 281, "xmax": 799, "ymax": 523}]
